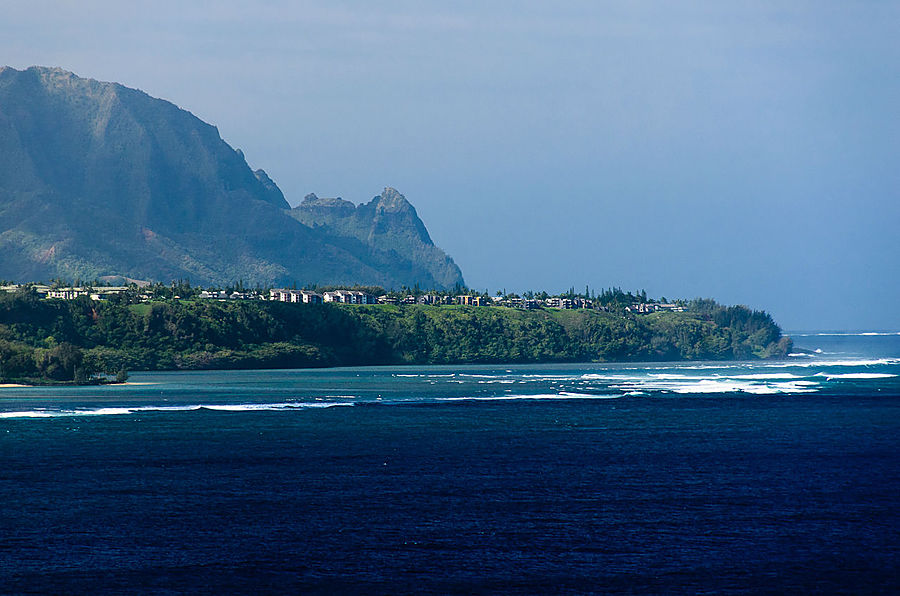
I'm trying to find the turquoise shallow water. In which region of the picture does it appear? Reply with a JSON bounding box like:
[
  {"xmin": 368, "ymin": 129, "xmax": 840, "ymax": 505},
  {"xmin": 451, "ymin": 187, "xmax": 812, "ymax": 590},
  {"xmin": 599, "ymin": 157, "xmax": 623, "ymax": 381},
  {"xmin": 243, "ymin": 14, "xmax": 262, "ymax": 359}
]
[
  {"xmin": 1, "ymin": 334, "xmax": 898, "ymax": 592},
  {"xmin": 1, "ymin": 332, "xmax": 898, "ymax": 416}
]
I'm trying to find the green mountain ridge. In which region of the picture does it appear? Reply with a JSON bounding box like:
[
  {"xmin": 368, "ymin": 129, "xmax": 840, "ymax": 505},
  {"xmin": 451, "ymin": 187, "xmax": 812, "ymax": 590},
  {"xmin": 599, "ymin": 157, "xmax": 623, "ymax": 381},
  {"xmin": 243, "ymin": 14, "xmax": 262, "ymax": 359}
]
[{"xmin": 0, "ymin": 66, "xmax": 464, "ymax": 289}]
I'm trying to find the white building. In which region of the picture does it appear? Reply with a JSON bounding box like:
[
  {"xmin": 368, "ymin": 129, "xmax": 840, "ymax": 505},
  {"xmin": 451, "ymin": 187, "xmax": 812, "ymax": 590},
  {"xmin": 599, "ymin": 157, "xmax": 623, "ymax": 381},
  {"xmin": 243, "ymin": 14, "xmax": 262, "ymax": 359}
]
[
  {"xmin": 270, "ymin": 289, "xmax": 323, "ymax": 304},
  {"xmin": 323, "ymin": 290, "xmax": 374, "ymax": 304},
  {"xmin": 46, "ymin": 287, "xmax": 90, "ymax": 300}
]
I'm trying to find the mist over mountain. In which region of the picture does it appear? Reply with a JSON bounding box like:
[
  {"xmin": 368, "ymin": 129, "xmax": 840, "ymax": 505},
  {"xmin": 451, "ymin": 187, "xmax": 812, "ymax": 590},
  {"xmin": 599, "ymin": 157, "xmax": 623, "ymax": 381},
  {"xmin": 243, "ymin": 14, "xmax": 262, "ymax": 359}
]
[{"xmin": 0, "ymin": 66, "xmax": 464, "ymax": 289}]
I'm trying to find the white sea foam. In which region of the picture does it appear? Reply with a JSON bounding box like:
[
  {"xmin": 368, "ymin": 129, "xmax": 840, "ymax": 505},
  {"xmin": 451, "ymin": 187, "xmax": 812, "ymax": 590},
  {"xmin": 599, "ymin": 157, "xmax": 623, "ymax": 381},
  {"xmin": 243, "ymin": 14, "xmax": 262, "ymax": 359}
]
[
  {"xmin": 0, "ymin": 401, "xmax": 352, "ymax": 419},
  {"xmin": 767, "ymin": 358, "xmax": 899, "ymax": 368},
  {"xmin": 792, "ymin": 332, "xmax": 900, "ymax": 337},
  {"xmin": 439, "ymin": 392, "xmax": 620, "ymax": 402},
  {"xmin": 816, "ymin": 373, "xmax": 897, "ymax": 380},
  {"xmin": 522, "ymin": 374, "xmax": 579, "ymax": 380},
  {"xmin": 135, "ymin": 405, "xmax": 204, "ymax": 412},
  {"xmin": 770, "ymin": 381, "xmax": 820, "ymax": 393},
  {"xmin": 671, "ymin": 380, "xmax": 780, "ymax": 394},
  {"xmin": 724, "ymin": 373, "xmax": 803, "ymax": 380},
  {"xmin": 202, "ymin": 404, "xmax": 288, "ymax": 411},
  {"xmin": 581, "ymin": 373, "xmax": 642, "ymax": 381},
  {"xmin": 203, "ymin": 402, "xmax": 353, "ymax": 411},
  {"xmin": 583, "ymin": 367, "xmax": 840, "ymax": 394},
  {"xmin": 0, "ymin": 410, "xmax": 54, "ymax": 418},
  {"xmin": 80, "ymin": 407, "xmax": 141, "ymax": 416},
  {"xmin": 673, "ymin": 364, "xmax": 749, "ymax": 370},
  {"xmin": 610, "ymin": 377, "xmax": 821, "ymax": 395},
  {"xmin": 481, "ymin": 358, "xmax": 896, "ymax": 397},
  {"xmin": 594, "ymin": 359, "xmax": 898, "ymax": 395}
]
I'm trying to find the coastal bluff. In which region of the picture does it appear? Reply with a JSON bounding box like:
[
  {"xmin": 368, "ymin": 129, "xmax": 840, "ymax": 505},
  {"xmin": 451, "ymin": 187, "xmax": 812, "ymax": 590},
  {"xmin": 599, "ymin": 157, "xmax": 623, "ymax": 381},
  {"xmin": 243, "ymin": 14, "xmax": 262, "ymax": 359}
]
[{"xmin": 0, "ymin": 290, "xmax": 791, "ymax": 383}]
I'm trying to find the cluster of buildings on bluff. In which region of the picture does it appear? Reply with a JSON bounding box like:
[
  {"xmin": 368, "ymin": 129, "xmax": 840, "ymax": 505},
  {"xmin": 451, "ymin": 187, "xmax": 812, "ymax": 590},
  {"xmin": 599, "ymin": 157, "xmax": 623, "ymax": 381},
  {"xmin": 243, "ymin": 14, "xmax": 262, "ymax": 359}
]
[
  {"xmin": 0, "ymin": 284, "xmax": 685, "ymax": 313},
  {"xmin": 267, "ymin": 288, "xmax": 591, "ymax": 309},
  {"xmin": 227, "ymin": 288, "xmax": 687, "ymax": 313},
  {"xmin": 0, "ymin": 284, "xmax": 133, "ymax": 301}
]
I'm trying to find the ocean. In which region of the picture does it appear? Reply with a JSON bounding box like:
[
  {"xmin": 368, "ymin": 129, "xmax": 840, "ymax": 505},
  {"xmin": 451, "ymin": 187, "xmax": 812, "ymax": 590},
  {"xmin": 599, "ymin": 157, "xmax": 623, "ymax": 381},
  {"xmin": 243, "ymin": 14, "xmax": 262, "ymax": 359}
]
[{"xmin": 1, "ymin": 333, "xmax": 898, "ymax": 593}]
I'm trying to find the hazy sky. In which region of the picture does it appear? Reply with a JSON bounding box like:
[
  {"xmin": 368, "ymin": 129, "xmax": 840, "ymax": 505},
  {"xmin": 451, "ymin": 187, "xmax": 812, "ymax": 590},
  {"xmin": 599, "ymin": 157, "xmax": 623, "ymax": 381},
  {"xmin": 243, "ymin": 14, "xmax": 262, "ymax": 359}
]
[{"xmin": 3, "ymin": 1, "xmax": 898, "ymax": 330}]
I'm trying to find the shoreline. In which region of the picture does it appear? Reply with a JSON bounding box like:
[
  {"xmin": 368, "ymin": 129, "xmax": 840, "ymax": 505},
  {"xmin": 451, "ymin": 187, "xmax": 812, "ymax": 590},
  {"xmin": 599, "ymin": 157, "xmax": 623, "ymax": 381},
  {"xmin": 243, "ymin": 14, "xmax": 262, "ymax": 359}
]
[
  {"xmin": 1, "ymin": 353, "xmax": 798, "ymax": 387},
  {"xmin": 1, "ymin": 355, "xmax": 798, "ymax": 388},
  {"xmin": 0, "ymin": 380, "xmax": 132, "ymax": 389}
]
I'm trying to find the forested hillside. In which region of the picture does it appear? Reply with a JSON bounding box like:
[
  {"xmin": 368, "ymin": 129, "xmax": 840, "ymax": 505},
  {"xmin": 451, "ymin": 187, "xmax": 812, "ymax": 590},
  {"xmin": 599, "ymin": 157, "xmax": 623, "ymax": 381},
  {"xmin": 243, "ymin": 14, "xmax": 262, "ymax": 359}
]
[{"xmin": 0, "ymin": 289, "xmax": 791, "ymax": 384}]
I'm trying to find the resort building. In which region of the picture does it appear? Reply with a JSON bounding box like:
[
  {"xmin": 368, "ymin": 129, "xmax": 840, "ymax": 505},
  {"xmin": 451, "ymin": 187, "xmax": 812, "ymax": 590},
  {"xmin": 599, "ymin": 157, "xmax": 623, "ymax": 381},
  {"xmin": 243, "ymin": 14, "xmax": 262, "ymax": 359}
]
[
  {"xmin": 322, "ymin": 290, "xmax": 375, "ymax": 304},
  {"xmin": 201, "ymin": 290, "xmax": 229, "ymax": 300},
  {"xmin": 46, "ymin": 287, "xmax": 90, "ymax": 300},
  {"xmin": 625, "ymin": 302, "xmax": 686, "ymax": 314},
  {"xmin": 417, "ymin": 294, "xmax": 450, "ymax": 305},
  {"xmin": 455, "ymin": 295, "xmax": 489, "ymax": 306},
  {"xmin": 89, "ymin": 287, "xmax": 130, "ymax": 300},
  {"xmin": 270, "ymin": 289, "xmax": 323, "ymax": 304}
]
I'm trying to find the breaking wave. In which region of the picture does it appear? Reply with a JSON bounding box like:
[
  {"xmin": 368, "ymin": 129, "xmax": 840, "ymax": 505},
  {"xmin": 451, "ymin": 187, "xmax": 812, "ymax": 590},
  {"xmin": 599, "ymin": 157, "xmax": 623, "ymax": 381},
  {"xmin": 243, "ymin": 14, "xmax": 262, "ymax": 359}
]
[
  {"xmin": 814, "ymin": 373, "xmax": 897, "ymax": 380},
  {"xmin": 766, "ymin": 358, "xmax": 900, "ymax": 368},
  {"xmin": 0, "ymin": 402, "xmax": 353, "ymax": 419},
  {"xmin": 2, "ymin": 349, "xmax": 897, "ymax": 420},
  {"xmin": 792, "ymin": 332, "xmax": 900, "ymax": 337},
  {"xmin": 438, "ymin": 392, "xmax": 622, "ymax": 402},
  {"xmin": 609, "ymin": 379, "xmax": 819, "ymax": 395}
]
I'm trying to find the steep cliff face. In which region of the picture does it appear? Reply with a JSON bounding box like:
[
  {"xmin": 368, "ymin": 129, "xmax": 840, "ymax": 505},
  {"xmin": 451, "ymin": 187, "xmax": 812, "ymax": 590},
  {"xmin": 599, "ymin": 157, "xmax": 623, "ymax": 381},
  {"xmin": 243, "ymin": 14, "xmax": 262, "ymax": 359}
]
[
  {"xmin": 291, "ymin": 188, "xmax": 464, "ymax": 289},
  {"xmin": 0, "ymin": 66, "xmax": 464, "ymax": 289}
]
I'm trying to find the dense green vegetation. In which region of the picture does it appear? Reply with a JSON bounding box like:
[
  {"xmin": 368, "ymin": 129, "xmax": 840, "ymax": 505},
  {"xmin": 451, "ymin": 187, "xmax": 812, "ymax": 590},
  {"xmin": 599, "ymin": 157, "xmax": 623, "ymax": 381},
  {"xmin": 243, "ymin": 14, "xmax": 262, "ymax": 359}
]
[{"xmin": 0, "ymin": 288, "xmax": 791, "ymax": 384}]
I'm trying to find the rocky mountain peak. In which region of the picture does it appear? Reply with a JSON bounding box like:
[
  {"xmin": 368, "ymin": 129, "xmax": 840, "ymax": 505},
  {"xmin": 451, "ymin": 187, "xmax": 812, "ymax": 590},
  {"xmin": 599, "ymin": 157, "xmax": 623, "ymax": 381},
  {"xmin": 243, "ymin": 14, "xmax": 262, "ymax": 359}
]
[
  {"xmin": 291, "ymin": 186, "xmax": 461, "ymax": 286},
  {"xmin": 0, "ymin": 66, "xmax": 465, "ymax": 289},
  {"xmin": 300, "ymin": 193, "xmax": 355, "ymax": 209},
  {"xmin": 376, "ymin": 186, "xmax": 409, "ymax": 208}
]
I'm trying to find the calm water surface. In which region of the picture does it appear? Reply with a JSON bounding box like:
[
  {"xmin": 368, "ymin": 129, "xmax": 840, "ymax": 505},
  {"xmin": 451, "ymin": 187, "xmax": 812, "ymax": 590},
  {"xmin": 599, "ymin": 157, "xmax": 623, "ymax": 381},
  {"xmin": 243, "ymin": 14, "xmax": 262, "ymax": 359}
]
[{"xmin": 1, "ymin": 334, "xmax": 898, "ymax": 593}]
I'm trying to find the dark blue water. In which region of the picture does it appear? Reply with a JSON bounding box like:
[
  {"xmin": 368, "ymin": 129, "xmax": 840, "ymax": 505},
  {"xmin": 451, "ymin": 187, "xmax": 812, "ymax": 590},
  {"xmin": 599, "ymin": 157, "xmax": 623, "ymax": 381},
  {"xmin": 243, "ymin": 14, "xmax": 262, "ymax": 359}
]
[{"xmin": 2, "ymin": 334, "xmax": 899, "ymax": 593}]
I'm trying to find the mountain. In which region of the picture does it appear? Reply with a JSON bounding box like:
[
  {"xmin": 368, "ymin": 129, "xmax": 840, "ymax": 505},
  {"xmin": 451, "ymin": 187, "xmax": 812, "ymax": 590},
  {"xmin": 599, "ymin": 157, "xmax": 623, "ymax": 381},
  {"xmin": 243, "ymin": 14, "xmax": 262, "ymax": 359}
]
[
  {"xmin": 291, "ymin": 188, "xmax": 463, "ymax": 289},
  {"xmin": 0, "ymin": 66, "xmax": 464, "ymax": 289}
]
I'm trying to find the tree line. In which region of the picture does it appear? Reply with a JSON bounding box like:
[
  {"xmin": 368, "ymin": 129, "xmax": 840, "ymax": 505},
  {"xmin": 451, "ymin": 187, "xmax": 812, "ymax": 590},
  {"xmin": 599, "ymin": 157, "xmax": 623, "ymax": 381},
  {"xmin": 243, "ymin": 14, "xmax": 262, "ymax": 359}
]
[{"xmin": 0, "ymin": 287, "xmax": 791, "ymax": 384}]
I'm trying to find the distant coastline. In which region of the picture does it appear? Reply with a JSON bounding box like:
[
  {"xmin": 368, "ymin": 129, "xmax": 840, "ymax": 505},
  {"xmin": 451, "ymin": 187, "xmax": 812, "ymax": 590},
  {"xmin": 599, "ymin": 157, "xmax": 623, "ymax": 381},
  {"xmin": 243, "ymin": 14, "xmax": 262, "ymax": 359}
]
[{"xmin": 0, "ymin": 284, "xmax": 791, "ymax": 386}]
